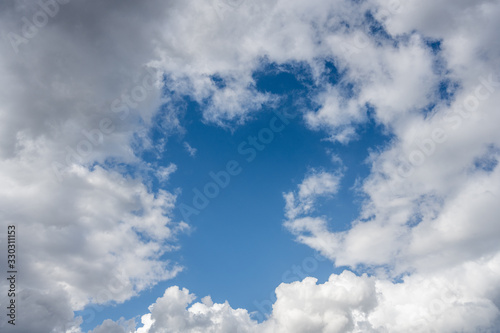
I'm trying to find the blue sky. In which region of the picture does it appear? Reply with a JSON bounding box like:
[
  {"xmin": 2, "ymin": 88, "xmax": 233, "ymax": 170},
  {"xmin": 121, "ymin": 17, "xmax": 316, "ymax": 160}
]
[
  {"xmin": 1, "ymin": 1, "xmax": 500, "ymax": 332},
  {"xmin": 77, "ymin": 63, "xmax": 392, "ymax": 331}
]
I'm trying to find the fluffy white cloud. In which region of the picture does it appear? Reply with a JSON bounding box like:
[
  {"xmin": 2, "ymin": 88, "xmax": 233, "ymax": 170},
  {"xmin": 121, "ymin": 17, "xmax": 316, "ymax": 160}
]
[
  {"xmin": 97, "ymin": 271, "xmax": 376, "ymax": 333},
  {"xmin": 0, "ymin": 137, "xmax": 188, "ymax": 332},
  {"xmin": 258, "ymin": 0, "xmax": 500, "ymax": 273},
  {"xmin": 0, "ymin": 2, "xmax": 188, "ymax": 331},
  {"xmin": 260, "ymin": 271, "xmax": 377, "ymax": 333},
  {"xmin": 90, "ymin": 319, "xmax": 136, "ymax": 333},
  {"xmin": 284, "ymin": 170, "xmax": 342, "ymax": 220},
  {"xmin": 94, "ymin": 254, "xmax": 499, "ymax": 332},
  {"xmin": 287, "ymin": 65, "xmax": 500, "ymax": 274}
]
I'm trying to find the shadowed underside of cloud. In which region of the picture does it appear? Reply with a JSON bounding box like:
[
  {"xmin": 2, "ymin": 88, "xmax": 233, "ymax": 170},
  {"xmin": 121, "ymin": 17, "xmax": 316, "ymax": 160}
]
[{"xmin": 0, "ymin": 0, "xmax": 499, "ymax": 332}]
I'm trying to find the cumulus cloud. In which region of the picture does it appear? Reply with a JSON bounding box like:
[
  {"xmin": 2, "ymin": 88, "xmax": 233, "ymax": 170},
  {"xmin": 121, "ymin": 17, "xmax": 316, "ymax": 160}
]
[
  {"xmin": 90, "ymin": 318, "xmax": 136, "ymax": 333},
  {"xmin": 0, "ymin": 141, "xmax": 188, "ymax": 310},
  {"xmin": 285, "ymin": 62, "xmax": 500, "ymax": 274},
  {"xmin": 284, "ymin": 170, "xmax": 342, "ymax": 220},
  {"xmin": 244, "ymin": 0, "xmax": 500, "ymax": 274},
  {"xmin": 272, "ymin": 1, "xmax": 500, "ymax": 331},
  {"xmin": 136, "ymin": 286, "xmax": 256, "ymax": 333},
  {"xmin": 97, "ymin": 271, "xmax": 376, "ymax": 333},
  {"xmin": 0, "ymin": 1, "xmax": 188, "ymax": 330},
  {"xmin": 96, "ymin": 255, "xmax": 500, "ymax": 332}
]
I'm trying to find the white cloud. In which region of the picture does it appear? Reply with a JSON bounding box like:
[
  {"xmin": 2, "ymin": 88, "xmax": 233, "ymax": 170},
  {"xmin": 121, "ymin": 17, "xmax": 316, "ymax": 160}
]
[
  {"xmin": 261, "ymin": 271, "xmax": 377, "ymax": 333},
  {"xmin": 260, "ymin": 0, "xmax": 500, "ymax": 274},
  {"xmin": 0, "ymin": 135, "xmax": 188, "ymax": 332},
  {"xmin": 298, "ymin": 171, "xmax": 342, "ymax": 199},
  {"xmin": 134, "ymin": 286, "xmax": 257, "ymax": 333},
  {"xmin": 157, "ymin": 163, "xmax": 178, "ymax": 182},
  {"xmin": 284, "ymin": 170, "xmax": 342, "ymax": 220},
  {"xmin": 94, "ymin": 256, "xmax": 499, "ymax": 332},
  {"xmin": 90, "ymin": 318, "xmax": 136, "ymax": 333},
  {"xmin": 183, "ymin": 142, "xmax": 197, "ymax": 157},
  {"xmin": 287, "ymin": 75, "xmax": 500, "ymax": 271},
  {"xmin": 0, "ymin": 2, "xmax": 188, "ymax": 329}
]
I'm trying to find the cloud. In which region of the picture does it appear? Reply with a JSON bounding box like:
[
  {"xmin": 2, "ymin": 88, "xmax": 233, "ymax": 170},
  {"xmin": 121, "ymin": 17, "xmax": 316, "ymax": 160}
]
[
  {"xmin": 0, "ymin": 289, "xmax": 82, "ymax": 333},
  {"xmin": 0, "ymin": 0, "xmax": 170, "ymax": 160},
  {"xmin": 95, "ymin": 256, "xmax": 500, "ymax": 332},
  {"xmin": 0, "ymin": 2, "xmax": 188, "ymax": 329},
  {"xmin": 1, "ymin": 0, "xmax": 499, "ymax": 331},
  {"xmin": 260, "ymin": 0, "xmax": 500, "ymax": 275},
  {"xmin": 285, "ymin": 74, "xmax": 500, "ymax": 272},
  {"xmin": 133, "ymin": 286, "xmax": 257, "ymax": 333},
  {"xmin": 261, "ymin": 271, "xmax": 377, "ymax": 333},
  {"xmin": 157, "ymin": 163, "xmax": 178, "ymax": 182},
  {"xmin": 99, "ymin": 271, "xmax": 376, "ymax": 333},
  {"xmin": 0, "ymin": 136, "xmax": 188, "ymax": 332},
  {"xmin": 183, "ymin": 142, "xmax": 197, "ymax": 157},
  {"xmin": 0, "ymin": 145, "xmax": 188, "ymax": 307},
  {"xmin": 284, "ymin": 170, "xmax": 342, "ymax": 220},
  {"xmin": 90, "ymin": 318, "xmax": 136, "ymax": 333}
]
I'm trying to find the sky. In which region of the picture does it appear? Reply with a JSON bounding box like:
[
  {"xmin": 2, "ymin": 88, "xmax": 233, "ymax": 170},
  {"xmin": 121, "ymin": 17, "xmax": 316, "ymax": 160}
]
[{"xmin": 0, "ymin": 0, "xmax": 500, "ymax": 332}]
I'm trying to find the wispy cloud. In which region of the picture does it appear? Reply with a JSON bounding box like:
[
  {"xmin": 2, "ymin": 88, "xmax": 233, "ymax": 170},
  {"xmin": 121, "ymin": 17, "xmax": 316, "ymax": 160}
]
[
  {"xmin": 183, "ymin": 142, "xmax": 197, "ymax": 157},
  {"xmin": 284, "ymin": 169, "xmax": 342, "ymax": 220}
]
